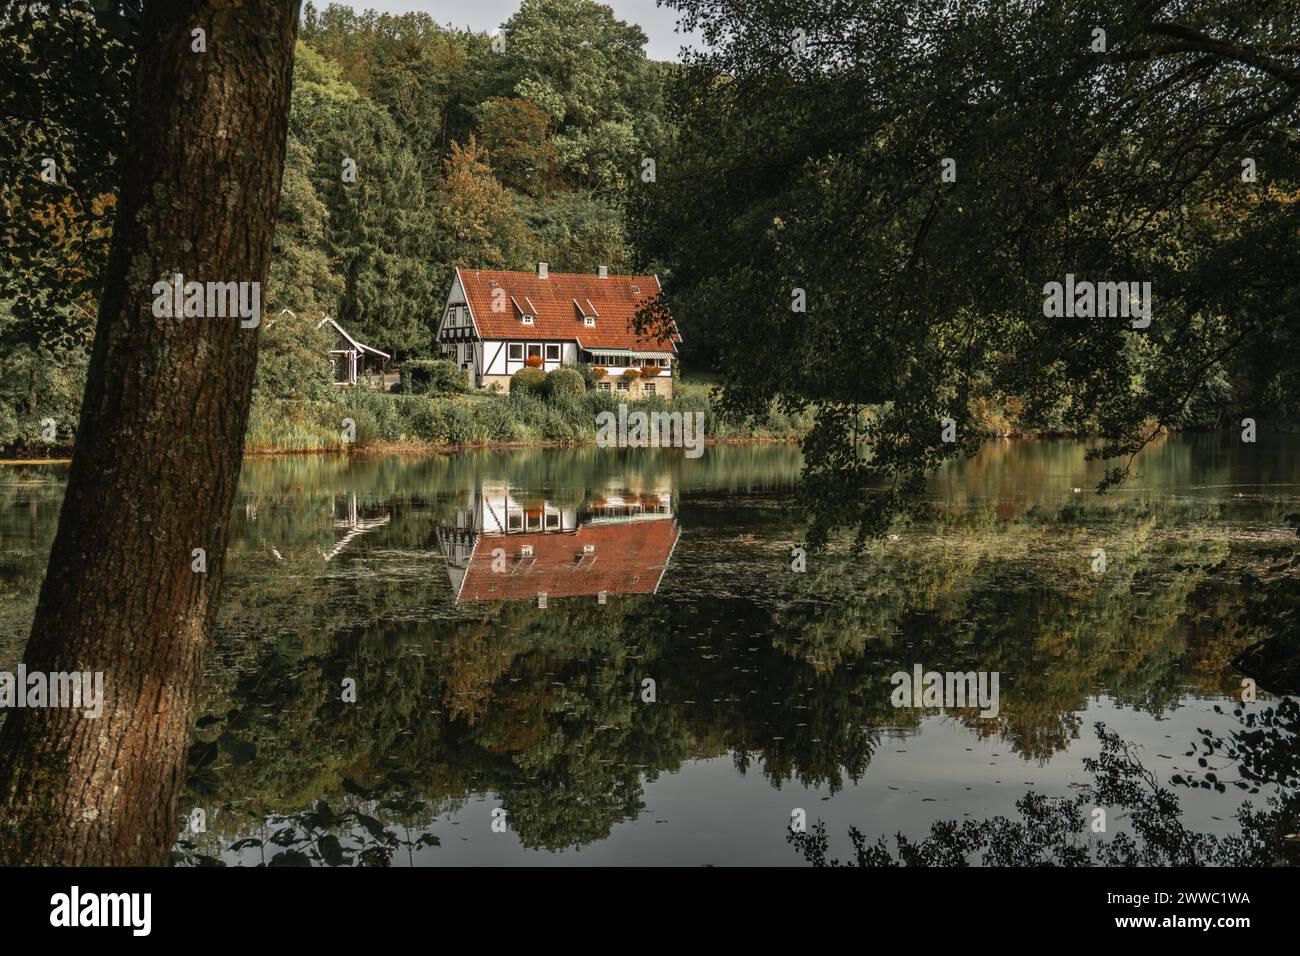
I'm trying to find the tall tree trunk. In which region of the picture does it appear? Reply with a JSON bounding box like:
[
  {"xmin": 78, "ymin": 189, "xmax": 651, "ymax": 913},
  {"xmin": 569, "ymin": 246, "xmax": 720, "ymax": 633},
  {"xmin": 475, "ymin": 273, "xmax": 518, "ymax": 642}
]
[{"xmin": 0, "ymin": 0, "xmax": 301, "ymax": 865}]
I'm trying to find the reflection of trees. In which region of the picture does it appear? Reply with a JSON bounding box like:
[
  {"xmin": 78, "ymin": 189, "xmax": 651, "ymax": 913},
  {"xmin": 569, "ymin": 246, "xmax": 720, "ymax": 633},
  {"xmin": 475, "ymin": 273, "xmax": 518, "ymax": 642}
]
[
  {"xmin": 6, "ymin": 442, "xmax": 1295, "ymax": 862},
  {"xmin": 0, "ymin": 467, "xmax": 65, "ymax": 656},
  {"xmin": 168, "ymin": 486, "xmax": 1293, "ymax": 859},
  {"xmin": 791, "ymin": 707, "xmax": 1300, "ymax": 867},
  {"xmin": 789, "ymin": 522, "xmax": 1300, "ymax": 868}
]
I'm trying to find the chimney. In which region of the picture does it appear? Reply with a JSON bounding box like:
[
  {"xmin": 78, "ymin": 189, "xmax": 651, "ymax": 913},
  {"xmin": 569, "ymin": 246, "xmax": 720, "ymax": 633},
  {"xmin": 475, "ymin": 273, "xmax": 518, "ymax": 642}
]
[
  {"xmin": 597, "ymin": 264, "xmax": 608, "ymax": 279},
  {"xmin": 537, "ymin": 261, "xmax": 548, "ymax": 279}
]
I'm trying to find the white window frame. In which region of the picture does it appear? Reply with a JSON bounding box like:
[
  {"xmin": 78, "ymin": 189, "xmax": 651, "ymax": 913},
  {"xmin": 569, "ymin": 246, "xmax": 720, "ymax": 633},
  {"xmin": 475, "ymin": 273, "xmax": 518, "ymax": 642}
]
[
  {"xmin": 508, "ymin": 342, "xmax": 524, "ymax": 361},
  {"xmin": 545, "ymin": 343, "xmax": 561, "ymax": 362}
]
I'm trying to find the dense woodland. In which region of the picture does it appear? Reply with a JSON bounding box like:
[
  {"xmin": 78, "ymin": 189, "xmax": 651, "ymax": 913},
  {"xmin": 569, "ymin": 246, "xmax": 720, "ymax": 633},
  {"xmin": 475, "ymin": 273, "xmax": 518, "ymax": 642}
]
[{"xmin": 1, "ymin": 0, "xmax": 676, "ymax": 451}]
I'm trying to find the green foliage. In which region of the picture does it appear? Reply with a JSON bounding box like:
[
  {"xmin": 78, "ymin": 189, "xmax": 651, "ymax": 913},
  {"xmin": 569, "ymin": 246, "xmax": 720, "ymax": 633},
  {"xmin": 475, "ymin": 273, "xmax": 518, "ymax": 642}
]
[
  {"xmin": 544, "ymin": 367, "xmax": 586, "ymax": 399},
  {"xmin": 522, "ymin": 191, "xmax": 630, "ymax": 274},
  {"xmin": 499, "ymin": 0, "xmax": 662, "ymax": 194},
  {"xmin": 398, "ymin": 358, "xmax": 466, "ymax": 396},
  {"xmin": 0, "ymin": 0, "xmax": 131, "ymax": 351},
  {"xmin": 4, "ymin": 1, "xmax": 673, "ymax": 432},
  {"xmin": 266, "ymin": 138, "xmax": 344, "ymax": 317},
  {"xmin": 510, "ymin": 367, "xmax": 547, "ymax": 396},
  {"xmin": 245, "ymin": 400, "xmax": 349, "ymax": 453},
  {"xmin": 470, "ymin": 398, "xmax": 520, "ymax": 442},
  {"xmin": 254, "ymin": 313, "xmax": 335, "ymax": 404},
  {"xmin": 295, "ymin": 46, "xmax": 441, "ymax": 356},
  {"xmin": 636, "ymin": 0, "xmax": 1300, "ymax": 547},
  {"xmin": 0, "ymin": 303, "xmax": 90, "ymax": 452},
  {"xmin": 424, "ymin": 399, "xmax": 475, "ymax": 444}
]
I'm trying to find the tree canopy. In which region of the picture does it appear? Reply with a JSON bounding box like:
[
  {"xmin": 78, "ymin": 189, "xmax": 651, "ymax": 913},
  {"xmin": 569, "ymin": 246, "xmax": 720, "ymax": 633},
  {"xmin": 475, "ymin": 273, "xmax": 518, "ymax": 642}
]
[{"xmin": 634, "ymin": 0, "xmax": 1300, "ymax": 545}]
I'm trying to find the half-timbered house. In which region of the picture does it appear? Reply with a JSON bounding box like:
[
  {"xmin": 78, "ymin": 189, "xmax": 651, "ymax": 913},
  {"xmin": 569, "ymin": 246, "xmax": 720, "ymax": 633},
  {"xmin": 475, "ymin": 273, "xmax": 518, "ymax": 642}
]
[{"xmin": 436, "ymin": 263, "xmax": 680, "ymax": 397}]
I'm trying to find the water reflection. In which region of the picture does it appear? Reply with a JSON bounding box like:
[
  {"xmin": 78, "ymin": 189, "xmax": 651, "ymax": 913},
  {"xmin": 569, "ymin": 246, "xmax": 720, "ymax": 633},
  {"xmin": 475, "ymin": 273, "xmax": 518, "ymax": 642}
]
[
  {"xmin": 437, "ymin": 479, "xmax": 678, "ymax": 605},
  {"xmin": 0, "ymin": 436, "xmax": 1295, "ymax": 864}
]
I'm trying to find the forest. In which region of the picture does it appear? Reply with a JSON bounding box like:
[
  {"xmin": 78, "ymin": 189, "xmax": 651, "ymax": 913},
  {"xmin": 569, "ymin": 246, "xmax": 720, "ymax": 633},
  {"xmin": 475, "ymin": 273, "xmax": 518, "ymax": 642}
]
[{"xmin": 1, "ymin": 0, "xmax": 677, "ymax": 452}]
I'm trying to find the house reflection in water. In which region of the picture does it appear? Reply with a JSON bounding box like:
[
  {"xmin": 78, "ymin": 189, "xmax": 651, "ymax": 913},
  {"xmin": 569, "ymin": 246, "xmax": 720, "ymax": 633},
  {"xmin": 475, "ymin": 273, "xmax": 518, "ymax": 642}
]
[
  {"xmin": 436, "ymin": 481, "xmax": 679, "ymax": 604},
  {"xmin": 322, "ymin": 492, "xmax": 391, "ymax": 562}
]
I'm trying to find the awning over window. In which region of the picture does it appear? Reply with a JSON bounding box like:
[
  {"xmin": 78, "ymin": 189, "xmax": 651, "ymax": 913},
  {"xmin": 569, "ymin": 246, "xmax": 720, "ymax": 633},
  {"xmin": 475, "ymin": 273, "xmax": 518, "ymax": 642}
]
[{"xmin": 579, "ymin": 346, "xmax": 672, "ymax": 360}]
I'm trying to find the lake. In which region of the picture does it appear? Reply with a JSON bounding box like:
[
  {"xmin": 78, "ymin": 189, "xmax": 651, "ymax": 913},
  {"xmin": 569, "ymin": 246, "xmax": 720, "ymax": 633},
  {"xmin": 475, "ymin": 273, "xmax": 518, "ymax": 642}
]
[{"xmin": 2, "ymin": 432, "xmax": 1297, "ymax": 865}]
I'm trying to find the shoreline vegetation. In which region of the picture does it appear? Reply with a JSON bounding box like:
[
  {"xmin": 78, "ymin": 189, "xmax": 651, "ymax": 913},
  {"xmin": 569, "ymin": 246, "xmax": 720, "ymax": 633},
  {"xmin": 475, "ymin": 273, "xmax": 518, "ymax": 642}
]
[
  {"xmin": 8, "ymin": 417, "xmax": 1260, "ymax": 465},
  {"xmin": 10, "ymin": 357, "xmax": 1276, "ymax": 462},
  {"xmin": 0, "ymin": 390, "xmax": 1166, "ymax": 464}
]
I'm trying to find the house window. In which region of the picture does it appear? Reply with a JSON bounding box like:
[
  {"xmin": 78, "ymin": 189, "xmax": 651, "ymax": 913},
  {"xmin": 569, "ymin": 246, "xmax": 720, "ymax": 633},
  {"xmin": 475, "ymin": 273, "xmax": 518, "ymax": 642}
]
[
  {"xmin": 658, "ymin": 358, "xmax": 669, "ymax": 367},
  {"xmin": 545, "ymin": 513, "xmax": 560, "ymax": 529},
  {"xmin": 545, "ymin": 344, "xmax": 560, "ymax": 361},
  {"xmin": 507, "ymin": 512, "xmax": 522, "ymax": 531},
  {"xmin": 521, "ymin": 315, "xmax": 534, "ymax": 325},
  {"xmin": 644, "ymin": 383, "xmax": 656, "ymax": 395},
  {"xmin": 508, "ymin": 343, "xmax": 523, "ymax": 361},
  {"xmin": 584, "ymin": 317, "xmax": 596, "ymax": 327},
  {"xmin": 527, "ymin": 344, "xmax": 542, "ymax": 360},
  {"xmin": 596, "ymin": 382, "xmax": 611, "ymax": 392},
  {"xmin": 617, "ymin": 382, "xmax": 630, "ymax": 392}
]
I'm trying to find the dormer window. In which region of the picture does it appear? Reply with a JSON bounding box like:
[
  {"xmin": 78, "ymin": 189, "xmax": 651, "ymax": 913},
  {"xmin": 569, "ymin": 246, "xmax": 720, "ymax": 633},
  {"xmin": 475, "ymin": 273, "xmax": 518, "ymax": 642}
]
[
  {"xmin": 512, "ymin": 294, "xmax": 538, "ymax": 325},
  {"xmin": 574, "ymin": 297, "xmax": 598, "ymax": 327}
]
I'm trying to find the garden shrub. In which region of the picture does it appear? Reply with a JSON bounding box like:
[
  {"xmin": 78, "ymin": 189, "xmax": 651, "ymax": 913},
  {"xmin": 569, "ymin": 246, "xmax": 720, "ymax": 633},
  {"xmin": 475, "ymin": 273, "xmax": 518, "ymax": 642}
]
[
  {"xmin": 399, "ymin": 358, "xmax": 466, "ymax": 396},
  {"xmin": 544, "ymin": 367, "xmax": 586, "ymax": 399},
  {"xmin": 510, "ymin": 367, "xmax": 547, "ymax": 395}
]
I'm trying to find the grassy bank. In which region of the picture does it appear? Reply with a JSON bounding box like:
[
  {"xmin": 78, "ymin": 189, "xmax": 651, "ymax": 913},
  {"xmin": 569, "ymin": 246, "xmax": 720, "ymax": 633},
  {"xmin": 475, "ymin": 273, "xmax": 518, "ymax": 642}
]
[{"xmin": 243, "ymin": 380, "xmax": 814, "ymax": 454}]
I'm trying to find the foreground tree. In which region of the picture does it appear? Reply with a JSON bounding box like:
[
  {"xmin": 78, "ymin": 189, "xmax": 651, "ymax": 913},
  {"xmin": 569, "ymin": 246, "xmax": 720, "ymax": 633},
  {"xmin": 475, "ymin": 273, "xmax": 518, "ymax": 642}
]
[{"xmin": 0, "ymin": 0, "xmax": 301, "ymax": 865}]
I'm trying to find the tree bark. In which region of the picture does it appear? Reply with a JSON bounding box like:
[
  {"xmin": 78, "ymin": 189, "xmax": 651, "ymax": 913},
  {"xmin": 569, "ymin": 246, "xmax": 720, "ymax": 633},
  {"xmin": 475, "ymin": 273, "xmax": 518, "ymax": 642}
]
[{"xmin": 0, "ymin": 0, "xmax": 301, "ymax": 865}]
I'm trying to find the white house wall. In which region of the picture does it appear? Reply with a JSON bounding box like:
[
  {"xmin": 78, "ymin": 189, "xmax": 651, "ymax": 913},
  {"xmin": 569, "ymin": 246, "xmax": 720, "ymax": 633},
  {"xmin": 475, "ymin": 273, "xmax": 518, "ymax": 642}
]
[
  {"xmin": 477, "ymin": 485, "xmax": 577, "ymax": 534},
  {"xmin": 482, "ymin": 338, "xmax": 582, "ymax": 377}
]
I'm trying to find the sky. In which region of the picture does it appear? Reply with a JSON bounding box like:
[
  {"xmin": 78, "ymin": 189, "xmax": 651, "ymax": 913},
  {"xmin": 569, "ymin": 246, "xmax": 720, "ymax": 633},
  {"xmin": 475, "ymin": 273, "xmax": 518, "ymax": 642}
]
[{"xmin": 312, "ymin": 0, "xmax": 704, "ymax": 62}]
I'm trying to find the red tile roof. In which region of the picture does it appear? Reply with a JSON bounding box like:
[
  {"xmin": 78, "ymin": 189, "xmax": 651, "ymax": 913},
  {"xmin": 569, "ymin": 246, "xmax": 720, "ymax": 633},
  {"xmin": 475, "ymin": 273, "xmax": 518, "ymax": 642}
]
[
  {"xmin": 457, "ymin": 267, "xmax": 680, "ymax": 352},
  {"xmin": 456, "ymin": 519, "xmax": 680, "ymax": 603}
]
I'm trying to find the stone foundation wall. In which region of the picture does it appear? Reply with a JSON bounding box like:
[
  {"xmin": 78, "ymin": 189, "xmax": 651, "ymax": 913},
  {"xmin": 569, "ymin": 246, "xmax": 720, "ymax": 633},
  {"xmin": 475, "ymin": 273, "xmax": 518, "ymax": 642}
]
[
  {"xmin": 477, "ymin": 374, "xmax": 513, "ymax": 394},
  {"xmin": 477, "ymin": 373, "xmax": 675, "ymax": 399}
]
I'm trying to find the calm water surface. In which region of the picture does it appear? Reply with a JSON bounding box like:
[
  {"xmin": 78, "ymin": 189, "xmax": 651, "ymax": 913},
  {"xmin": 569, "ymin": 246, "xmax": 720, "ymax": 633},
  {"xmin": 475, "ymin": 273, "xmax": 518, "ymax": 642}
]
[{"xmin": 1, "ymin": 433, "xmax": 1297, "ymax": 865}]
